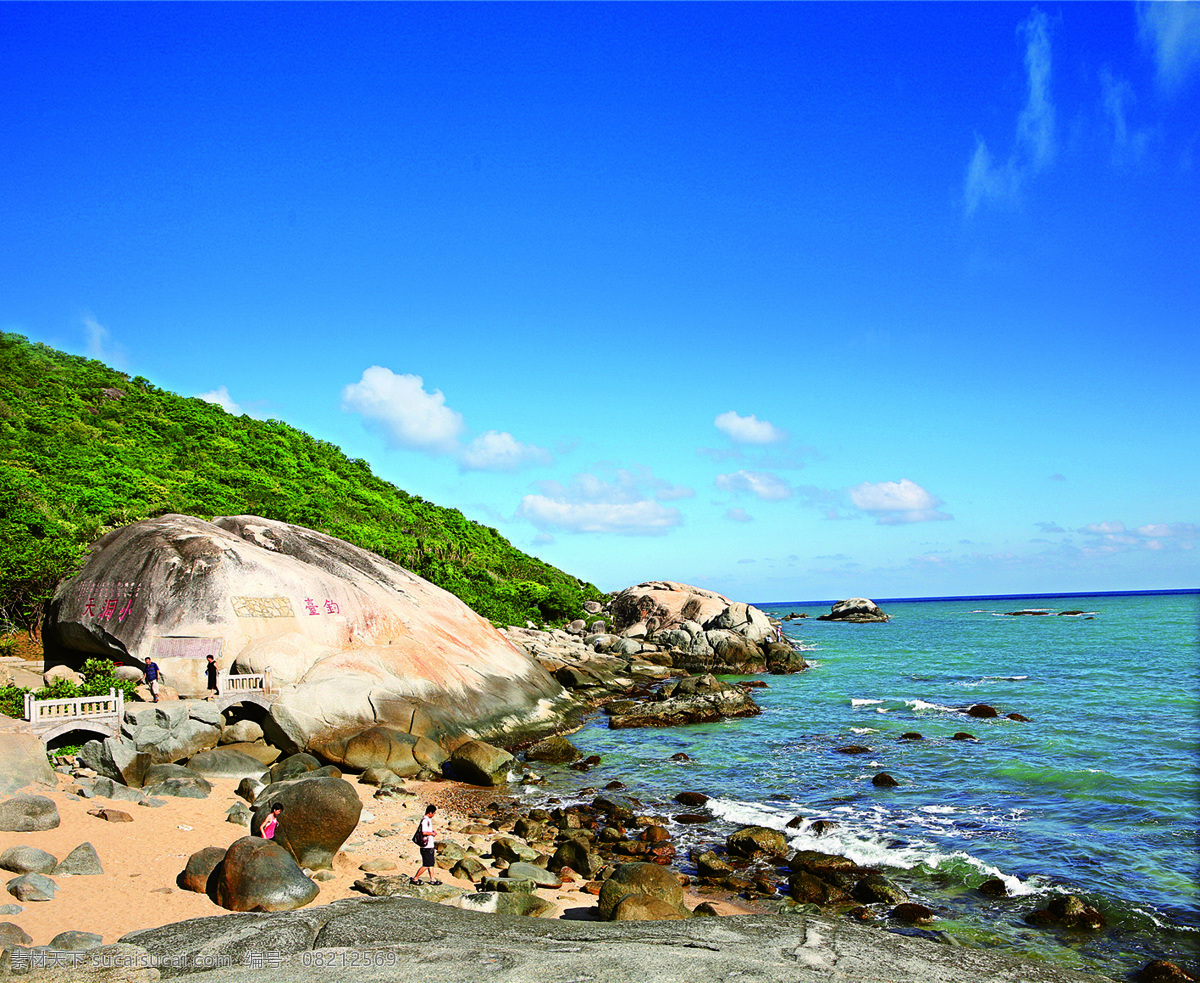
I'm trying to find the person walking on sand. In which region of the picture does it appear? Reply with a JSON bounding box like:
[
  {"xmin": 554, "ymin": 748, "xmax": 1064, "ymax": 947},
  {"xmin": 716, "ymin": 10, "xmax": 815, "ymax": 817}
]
[
  {"xmin": 205, "ymin": 654, "xmax": 220, "ymax": 700},
  {"xmin": 143, "ymin": 657, "xmax": 162, "ymax": 703},
  {"xmin": 411, "ymin": 804, "xmax": 441, "ymax": 885},
  {"xmin": 261, "ymin": 803, "xmax": 283, "ymax": 840}
]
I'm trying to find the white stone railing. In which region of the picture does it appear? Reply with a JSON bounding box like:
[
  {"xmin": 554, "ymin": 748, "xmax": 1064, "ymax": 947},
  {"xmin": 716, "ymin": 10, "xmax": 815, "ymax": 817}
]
[
  {"xmin": 24, "ymin": 687, "xmax": 124, "ymax": 726},
  {"xmin": 219, "ymin": 669, "xmax": 272, "ymax": 694}
]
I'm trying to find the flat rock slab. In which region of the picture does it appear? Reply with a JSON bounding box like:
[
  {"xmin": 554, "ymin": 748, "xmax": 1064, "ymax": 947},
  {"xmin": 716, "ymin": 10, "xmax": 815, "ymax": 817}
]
[
  {"xmin": 0, "ymin": 795, "xmax": 60, "ymax": 833},
  {"xmin": 88, "ymin": 808, "xmax": 134, "ymax": 823},
  {"xmin": 115, "ymin": 896, "xmax": 1117, "ymax": 983}
]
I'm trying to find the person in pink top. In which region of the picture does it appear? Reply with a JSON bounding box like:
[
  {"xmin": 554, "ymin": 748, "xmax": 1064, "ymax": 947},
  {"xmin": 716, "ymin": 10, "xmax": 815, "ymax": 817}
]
[{"xmin": 261, "ymin": 803, "xmax": 283, "ymax": 840}]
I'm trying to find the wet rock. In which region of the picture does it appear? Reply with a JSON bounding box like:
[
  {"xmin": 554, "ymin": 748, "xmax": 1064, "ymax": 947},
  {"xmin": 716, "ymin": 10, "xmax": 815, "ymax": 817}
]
[
  {"xmin": 966, "ymin": 704, "xmax": 998, "ymax": 719},
  {"xmin": 853, "ymin": 875, "xmax": 908, "ymax": 905},
  {"xmin": 524, "ymin": 735, "xmax": 582, "ymax": 764},
  {"xmin": 607, "ymin": 686, "xmax": 761, "ymax": 728},
  {"xmin": 787, "ymin": 870, "xmax": 849, "ymax": 905},
  {"xmin": 1135, "ymin": 960, "xmax": 1199, "ymax": 982},
  {"xmin": 892, "ymin": 902, "xmax": 936, "ymax": 924},
  {"xmin": 673, "ymin": 813, "xmax": 710, "ymax": 824},
  {"xmin": 592, "ymin": 793, "xmax": 638, "ymax": 823},
  {"xmin": 550, "ymin": 839, "xmax": 604, "ymax": 879},
  {"xmin": 6, "ymin": 873, "xmax": 57, "ymax": 901},
  {"xmin": 836, "ymin": 745, "xmax": 871, "ymax": 754},
  {"xmin": 214, "ymin": 836, "xmax": 319, "ymax": 912},
  {"xmin": 977, "ymin": 877, "xmax": 1009, "ymax": 897},
  {"xmin": 0, "ymin": 846, "xmax": 58, "ymax": 875},
  {"xmin": 808, "ymin": 820, "xmax": 839, "ymax": 836},
  {"xmin": 1024, "ymin": 894, "xmax": 1107, "ymax": 930},
  {"xmin": 1007, "ymin": 712, "xmax": 1031, "ymax": 722},
  {"xmin": 695, "ymin": 851, "xmax": 734, "ymax": 880},
  {"xmin": 951, "ymin": 732, "xmax": 977, "ymax": 741},
  {"xmin": 872, "ymin": 773, "xmax": 899, "ymax": 788},
  {"xmin": 674, "ymin": 791, "xmax": 709, "ymax": 807},
  {"xmin": 726, "ymin": 826, "xmax": 788, "ymax": 860},
  {"xmin": 180, "ymin": 846, "xmax": 227, "ymax": 893},
  {"xmin": 251, "ymin": 774, "xmax": 362, "ymax": 870},
  {"xmin": 0, "ymin": 795, "xmax": 60, "ymax": 832},
  {"xmin": 598, "ymin": 862, "xmax": 688, "ymax": 921},
  {"xmin": 899, "ymin": 732, "xmax": 924, "ymax": 741},
  {"xmin": 670, "ymin": 752, "xmax": 691, "ymax": 762}
]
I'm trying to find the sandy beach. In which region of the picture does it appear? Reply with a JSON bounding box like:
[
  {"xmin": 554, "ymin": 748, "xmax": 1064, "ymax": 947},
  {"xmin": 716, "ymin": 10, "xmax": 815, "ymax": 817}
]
[{"xmin": 0, "ymin": 767, "xmax": 751, "ymax": 948}]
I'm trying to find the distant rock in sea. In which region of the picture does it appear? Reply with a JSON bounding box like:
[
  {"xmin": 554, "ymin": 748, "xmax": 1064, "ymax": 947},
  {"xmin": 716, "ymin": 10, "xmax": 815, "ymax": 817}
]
[{"xmin": 817, "ymin": 598, "xmax": 890, "ymax": 623}]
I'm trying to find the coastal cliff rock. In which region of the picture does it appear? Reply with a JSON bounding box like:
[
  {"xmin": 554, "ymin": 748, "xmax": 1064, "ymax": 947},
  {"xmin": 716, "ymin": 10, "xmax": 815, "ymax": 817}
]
[
  {"xmin": 817, "ymin": 598, "xmax": 890, "ymax": 622},
  {"xmin": 43, "ymin": 514, "xmax": 571, "ymax": 754}
]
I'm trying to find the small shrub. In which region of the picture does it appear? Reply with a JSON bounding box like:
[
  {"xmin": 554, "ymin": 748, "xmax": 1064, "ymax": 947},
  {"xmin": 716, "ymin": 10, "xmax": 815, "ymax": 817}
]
[{"xmin": 0, "ymin": 684, "xmax": 30, "ymax": 719}]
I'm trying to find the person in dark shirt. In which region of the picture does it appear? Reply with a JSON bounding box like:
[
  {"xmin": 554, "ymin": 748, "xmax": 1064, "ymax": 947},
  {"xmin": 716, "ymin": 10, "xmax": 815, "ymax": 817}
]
[
  {"xmin": 205, "ymin": 654, "xmax": 219, "ymax": 700},
  {"xmin": 143, "ymin": 658, "xmax": 161, "ymax": 703}
]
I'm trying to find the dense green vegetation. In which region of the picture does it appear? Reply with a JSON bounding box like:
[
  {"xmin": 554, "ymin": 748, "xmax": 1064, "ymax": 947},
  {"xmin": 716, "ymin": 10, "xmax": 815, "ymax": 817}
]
[{"xmin": 0, "ymin": 332, "xmax": 601, "ymax": 632}]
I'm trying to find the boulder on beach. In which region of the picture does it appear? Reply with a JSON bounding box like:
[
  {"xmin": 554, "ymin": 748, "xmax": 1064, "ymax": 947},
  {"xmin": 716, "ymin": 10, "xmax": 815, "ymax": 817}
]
[
  {"xmin": 213, "ymin": 836, "xmax": 319, "ymax": 912},
  {"xmin": 43, "ymin": 514, "xmax": 571, "ymax": 752},
  {"xmin": 251, "ymin": 773, "xmax": 362, "ymax": 870},
  {"xmin": 180, "ymin": 846, "xmax": 227, "ymax": 893},
  {"xmin": 121, "ymin": 701, "xmax": 223, "ymax": 764},
  {"xmin": 817, "ymin": 598, "xmax": 890, "ymax": 622},
  {"xmin": 0, "ymin": 795, "xmax": 60, "ymax": 833},
  {"xmin": 0, "ymin": 734, "xmax": 57, "ymax": 795},
  {"xmin": 598, "ymin": 862, "xmax": 689, "ymax": 921},
  {"xmin": 316, "ymin": 725, "xmax": 447, "ymax": 777},
  {"xmin": 185, "ymin": 747, "xmax": 269, "ymax": 781},
  {"xmin": 54, "ymin": 842, "xmax": 103, "ymax": 876},
  {"xmin": 0, "ymin": 846, "xmax": 58, "ymax": 875},
  {"xmin": 6, "ymin": 873, "xmax": 57, "ymax": 902},
  {"xmin": 79, "ymin": 737, "xmax": 153, "ymax": 788},
  {"xmin": 444, "ymin": 740, "xmax": 515, "ymax": 787}
]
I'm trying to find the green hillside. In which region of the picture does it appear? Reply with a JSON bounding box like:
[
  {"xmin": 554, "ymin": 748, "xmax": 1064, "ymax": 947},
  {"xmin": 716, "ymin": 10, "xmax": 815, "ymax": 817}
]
[{"xmin": 0, "ymin": 332, "xmax": 600, "ymax": 633}]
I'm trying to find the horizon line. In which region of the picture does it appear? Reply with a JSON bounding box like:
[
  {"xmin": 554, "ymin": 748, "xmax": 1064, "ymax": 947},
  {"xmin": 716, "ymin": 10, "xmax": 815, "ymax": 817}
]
[{"xmin": 756, "ymin": 588, "xmax": 1199, "ymax": 607}]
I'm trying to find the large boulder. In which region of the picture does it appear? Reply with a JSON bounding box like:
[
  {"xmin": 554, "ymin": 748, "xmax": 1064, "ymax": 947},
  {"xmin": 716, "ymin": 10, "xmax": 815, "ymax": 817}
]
[
  {"xmin": 315, "ymin": 726, "xmax": 447, "ymax": 777},
  {"xmin": 598, "ymin": 862, "xmax": 688, "ymax": 921},
  {"xmin": 817, "ymin": 598, "xmax": 890, "ymax": 623},
  {"xmin": 43, "ymin": 514, "xmax": 570, "ymax": 751},
  {"xmin": 180, "ymin": 846, "xmax": 228, "ymax": 893},
  {"xmin": 0, "ymin": 846, "xmax": 57, "ymax": 875},
  {"xmin": 0, "ymin": 734, "xmax": 57, "ymax": 795},
  {"xmin": 251, "ymin": 774, "xmax": 361, "ymax": 869},
  {"xmin": 119, "ymin": 701, "xmax": 224, "ymax": 765},
  {"xmin": 80, "ymin": 737, "xmax": 153, "ymax": 787},
  {"xmin": 0, "ymin": 795, "xmax": 60, "ymax": 832},
  {"xmin": 445, "ymin": 740, "xmax": 515, "ymax": 786},
  {"xmin": 213, "ymin": 836, "xmax": 319, "ymax": 912},
  {"xmin": 53, "ymin": 843, "xmax": 103, "ymax": 876},
  {"xmin": 185, "ymin": 747, "xmax": 269, "ymax": 781},
  {"xmin": 606, "ymin": 686, "xmax": 761, "ymax": 729},
  {"xmin": 610, "ymin": 582, "xmax": 774, "ymax": 645}
]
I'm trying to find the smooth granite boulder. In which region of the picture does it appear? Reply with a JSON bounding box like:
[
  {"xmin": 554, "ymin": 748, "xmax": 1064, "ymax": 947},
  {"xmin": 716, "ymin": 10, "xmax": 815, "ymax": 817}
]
[
  {"xmin": 316, "ymin": 726, "xmax": 447, "ymax": 777},
  {"xmin": 251, "ymin": 774, "xmax": 361, "ymax": 869},
  {"xmin": 0, "ymin": 734, "xmax": 57, "ymax": 795},
  {"xmin": 612, "ymin": 894, "xmax": 690, "ymax": 921},
  {"xmin": 458, "ymin": 891, "xmax": 556, "ymax": 918},
  {"xmin": 44, "ymin": 514, "xmax": 570, "ymax": 750},
  {"xmin": 142, "ymin": 763, "xmax": 199, "ymax": 785},
  {"xmin": 817, "ymin": 598, "xmax": 890, "ymax": 622},
  {"xmin": 0, "ymin": 846, "xmax": 58, "ymax": 875},
  {"xmin": 445, "ymin": 740, "xmax": 515, "ymax": 787},
  {"xmin": 598, "ymin": 862, "xmax": 687, "ymax": 921},
  {"xmin": 120, "ymin": 701, "xmax": 224, "ymax": 764},
  {"xmin": 53, "ymin": 842, "xmax": 103, "ymax": 876},
  {"xmin": 726, "ymin": 825, "xmax": 788, "ymax": 860},
  {"xmin": 523, "ymin": 735, "xmax": 582, "ymax": 764},
  {"xmin": 0, "ymin": 795, "xmax": 60, "ymax": 832},
  {"xmin": 267, "ymin": 753, "xmax": 323, "ymax": 783},
  {"xmin": 213, "ymin": 836, "xmax": 319, "ymax": 912},
  {"xmin": 180, "ymin": 846, "xmax": 228, "ymax": 893},
  {"xmin": 0, "ymin": 922, "xmax": 32, "ymax": 946},
  {"xmin": 143, "ymin": 775, "xmax": 213, "ymax": 799},
  {"xmin": 549, "ymin": 839, "xmax": 604, "ymax": 879}
]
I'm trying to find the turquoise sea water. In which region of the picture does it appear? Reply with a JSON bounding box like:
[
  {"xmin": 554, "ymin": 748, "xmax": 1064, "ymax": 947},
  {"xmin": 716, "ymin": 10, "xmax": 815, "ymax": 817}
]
[{"xmin": 526, "ymin": 592, "xmax": 1200, "ymax": 979}]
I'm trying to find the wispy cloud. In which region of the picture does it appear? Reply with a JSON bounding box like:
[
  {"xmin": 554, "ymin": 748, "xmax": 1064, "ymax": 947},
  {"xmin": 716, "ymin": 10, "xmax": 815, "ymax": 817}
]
[
  {"xmin": 517, "ymin": 467, "xmax": 684, "ymax": 536},
  {"xmin": 1078, "ymin": 519, "xmax": 1197, "ymax": 553},
  {"xmin": 1139, "ymin": 1, "xmax": 1200, "ymax": 93},
  {"xmin": 965, "ymin": 9, "xmax": 1056, "ymax": 214},
  {"xmin": 1100, "ymin": 68, "xmax": 1150, "ymax": 166},
  {"xmin": 725, "ymin": 507, "xmax": 753, "ymax": 523},
  {"xmin": 848, "ymin": 478, "xmax": 952, "ymax": 525},
  {"xmin": 342, "ymin": 365, "xmax": 551, "ymax": 472},
  {"xmin": 197, "ymin": 385, "xmax": 244, "ymax": 416},
  {"xmin": 713, "ymin": 410, "xmax": 787, "ymax": 444},
  {"xmin": 82, "ymin": 314, "xmax": 127, "ymax": 369},
  {"xmin": 460, "ymin": 430, "xmax": 552, "ymax": 473},
  {"xmin": 1035, "ymin": 521, "xmax": 1065, "ymax": 534},
  {"xmin": 715, "ymin": 469, "xmax": 793, "ymax": 502}
]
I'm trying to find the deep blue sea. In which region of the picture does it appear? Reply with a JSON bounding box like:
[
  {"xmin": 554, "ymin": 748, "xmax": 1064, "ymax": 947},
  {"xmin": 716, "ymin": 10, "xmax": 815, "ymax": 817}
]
[{"xmin": 522, "ymin": 591, "xmax": 1200, "ymax": 980}]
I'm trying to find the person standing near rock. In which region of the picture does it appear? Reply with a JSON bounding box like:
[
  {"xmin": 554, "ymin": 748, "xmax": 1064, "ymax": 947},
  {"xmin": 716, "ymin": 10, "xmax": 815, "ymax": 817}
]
[
  {"xmin": 411, "ymin": 804, "xmax": 441, "ymax": 886},
  {"xmin": 143, "ymin": 657, "xmax": 162, "ymax": 703},
  {"xmin": 261, "ymin": 803, "xmax": 283, "ymax": 840},
  {"xmin": 205, "ymin": 654, "xmax": 220, "ymax": 700}
]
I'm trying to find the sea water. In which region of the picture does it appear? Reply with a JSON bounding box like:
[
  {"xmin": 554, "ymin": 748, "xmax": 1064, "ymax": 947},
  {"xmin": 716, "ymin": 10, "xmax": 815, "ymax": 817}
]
[{"xmin": 527, "ymin": 592, "xmax": 1200, "ymax": 978}]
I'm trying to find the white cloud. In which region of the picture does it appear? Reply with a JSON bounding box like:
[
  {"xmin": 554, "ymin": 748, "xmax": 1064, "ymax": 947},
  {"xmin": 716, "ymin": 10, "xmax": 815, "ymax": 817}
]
[
  {"xmin": 460, "ymin": 430, "xmax": 552, "ymax": 473},
  {"xmin": 714, "ymin": 410, "xmax": 786, "ymax": 444},
  {"xmin": 1035, "ymin": 521, "xmax": 1065, "ymax": 534},
  {"xmin": 1078, "ymin": 519, "xmax": 1197, "ymax": 554},
  {"xmin": 655, "ymin": 483, "xmax": 696, "ymax": 501},
  {"xmin": 1139, "ymin": 1, "xmax": 1200, "ymax": 93},
  {"xmin": 715, "ymin": 469, "xmax": 793, "ymax": 502},
  {"xmin": 1100, "ymin": 68, "xmax": 1150, "ymax": 166},
  {"xmin": 197, "ymin": 386, "xmax": 243, "ymax": 415},
  {"xmin": 341, "ymin": 366, "xmax": 465, "ymax": 454},
  {"xmin": 849, "ymin": 478, "xmax": 952, "ymax": 525},
  {"xmin": 725, "ymin": 507, "xmax": 752, "ymax": 523},
  {"xmin": 517, "ymin": 468, "xmax": 684, "ymax": 536},
  {"xmin": 82, "ymin": 314, "xmax": 127, "ymax": 368},
  {"xmin": 965, "ymin": 9, "xmax": 1055, "ymax": 214}
]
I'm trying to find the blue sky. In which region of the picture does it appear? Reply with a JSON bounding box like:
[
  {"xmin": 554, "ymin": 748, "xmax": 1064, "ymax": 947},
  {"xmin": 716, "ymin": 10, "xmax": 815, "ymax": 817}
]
[{"xmin": 4, "ymin": 2, "xmax": 1198, "ymax": 602}]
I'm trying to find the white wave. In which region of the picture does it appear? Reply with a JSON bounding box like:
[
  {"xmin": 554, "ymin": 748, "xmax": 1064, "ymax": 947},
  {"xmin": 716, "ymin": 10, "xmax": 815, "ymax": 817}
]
[
  {"xmin": 874, "ymin": 707, "xmax": 890, "ymax": 713},
  {"xmin": 919, "ymin": 805, "xmax": 956, "ymax": 814},
  {"xmin": 851, "ymin": 698, "xmax": 884, "ymax": 706},
  {"xmin": 850, "ymin": 727, "xmax": 878, "ymax": 735},
  {"xmin": 906, "ymin": 699, "xmax": 959, "ymax": 713},
  {"xmin": 983, "ymin": 675, "xmax": 1029, "ymax": 681}
]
